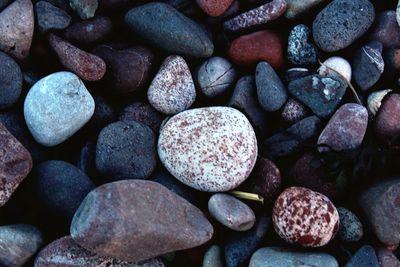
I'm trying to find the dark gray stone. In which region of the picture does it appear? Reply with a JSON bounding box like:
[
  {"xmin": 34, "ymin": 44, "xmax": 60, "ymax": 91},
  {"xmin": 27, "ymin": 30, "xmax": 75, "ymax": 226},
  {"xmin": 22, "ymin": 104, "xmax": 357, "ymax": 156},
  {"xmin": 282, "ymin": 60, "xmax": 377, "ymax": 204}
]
[
  {"xmin": 287, "ymin": 24, "xmax": 318, "ymax": 65},
  {"xmin": 345, "ymin": 245, "xmax": 380, "ymax": 267},
  {"xmin": 36, "ymin": 1, "xmax": 71, "ymax": 32},
  {"xmin": 0, "ymin": 51, "xmax": 22, "ymax": 109},
  {"xmin": 338, "ymin": 207, "xmax": 363, "ymax": 242}
]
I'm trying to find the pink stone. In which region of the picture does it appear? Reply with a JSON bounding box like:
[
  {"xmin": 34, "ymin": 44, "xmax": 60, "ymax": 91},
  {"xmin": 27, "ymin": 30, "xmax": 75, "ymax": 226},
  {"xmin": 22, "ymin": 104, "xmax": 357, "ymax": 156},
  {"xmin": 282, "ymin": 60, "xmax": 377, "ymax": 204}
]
[{"xmin": 196, "ymin": 0, "xmax": 234, "ymax": 17}]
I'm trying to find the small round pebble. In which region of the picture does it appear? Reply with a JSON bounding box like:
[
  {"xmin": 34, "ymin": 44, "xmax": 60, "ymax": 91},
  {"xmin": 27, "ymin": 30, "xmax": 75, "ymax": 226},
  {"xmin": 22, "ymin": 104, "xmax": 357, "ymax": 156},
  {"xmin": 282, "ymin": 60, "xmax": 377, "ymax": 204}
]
[
  {"xmin": 287, "ymin": 24, "xmax": 318, "ymax": 66},
  {"xmin": 0, "ymin": 51, "xmax": 22, "ymax": 109},
  {"xmin": 281, "ymin": 98, "xmax": 308, "ymax": 123},
  {"xmin": 337, "ymin": 207, "xmax": 363, "ymax": 242},
  {"xmin": 319, "ymin": 56, "xmax": 352, "ymax": 83},
  {"xmin": 203, "ymin": 245, "xmax": 223, "ymax": 267}
]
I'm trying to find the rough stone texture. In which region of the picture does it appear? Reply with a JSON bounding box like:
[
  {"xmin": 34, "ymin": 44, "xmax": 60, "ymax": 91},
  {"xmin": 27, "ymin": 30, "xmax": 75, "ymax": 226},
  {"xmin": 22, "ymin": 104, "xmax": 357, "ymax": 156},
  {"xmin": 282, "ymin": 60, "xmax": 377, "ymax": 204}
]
[
  {"xmin": 202, "ymin": 245, "xmax": 223, "ymax": 267},
  {"xmin": 375, "ymin": 94, "xmax": 400, "ymax": 140},
  {"xmin": 312, "ymin": 0, "xmax": 375, "ymax": 52},
  {"xmin": 119, "ymin": 102, "xmax": 163, "ymax": 134},
  {"xmin": 196, "ymin": 0, "xmax": 233, "ymax": 17},
  {"xmin": 285, "ymin": 0, "xmax": 327, "ymax": 20},
  {"xmin": 345, "ymin": 245, "xmax": 380, "ymax": 267},
  {"xmin": 371, "ymin": 11, "xmax": 400, "ymax": 49},
  {"xmin": 64, "ymin": 16, "xmax": 112, "ymax": 44},
  {"xmin": 0, "ymin": 0, "xmax": 34, "ymax": 60},
  {"xmin": 337, "ymin": 207, "xmax": 363, "ymax": 242},
  {"xmin": 48, "ymin": 34, "xmax": 106, "ymax": 81},
  {"xmin": 24, "ymin": 71, "xmax": 95, "ymax": 147},
  {"xmin": 368, "ymin": 89, "xmax": 392, "ymax": 116},
  {"xmin": 319, "ymin": 57, "xmax": 352, "ymax": 83},
  {"xmin": 224, "ymin": 0, "xmax": 287, "ymax": 31},
  {"xmin": 287, "ymin": 24, "xmax": 318, "ymax": 66},
  {"xmin": 36, "ymin": 1, "xmax": 71, "ymax": 32},
  {"xmin": 158, "ymin": 107, "xmax": 257, "ymax": 192},
  {"xmin": 125, "ymin": 2, "xmax": 213, "ymax": 58},
  {"xmin": 71, "ymin": 180, "xmax": 214, "ymax": 262},
  {"xmin": 148, "ymin": 55, "xmax": 196, "ymax": 114},
  {"xmin": 377, "ymin": 248, "xmax": 400, "ymax": 267},
  {"xmin": 69, "ymin": 0, "xmax": 98, "ymax": 20},
  {"xmin": 281, "ymin": 98, "xmax": 308, "ymax": 124},
  {"xmin": 0, "ymin": 51, "xmax": 22, "ymax": 109},
  {"xmin": 272, "ymin": 187, "xmax": 339, "ymax": 247},
  {"xmin": 318, "ymin": 103, "xmax": 368, "ymax": 152}
]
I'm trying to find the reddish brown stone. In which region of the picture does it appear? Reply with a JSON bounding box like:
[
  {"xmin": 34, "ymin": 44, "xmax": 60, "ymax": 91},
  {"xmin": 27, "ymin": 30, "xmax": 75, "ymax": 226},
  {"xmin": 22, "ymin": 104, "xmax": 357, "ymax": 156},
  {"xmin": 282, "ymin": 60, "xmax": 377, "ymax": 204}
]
[
  {"xmin": 118, "ymin": 101, "xmax": 163, "ymax": 133},
  {"xmin": 377, "ymin": 248, "xmax": 400, "ymax": 267},
  {"xmin": 375, "ymin": 94, "xmax": 400, "ymax": 141},
  {"xmin": 196, "ymin": 0, "xmax": 234, "ymax": 17},
  {"xmin": 228, "ymin": 30, "xmax": 284, "ymax": 69}
]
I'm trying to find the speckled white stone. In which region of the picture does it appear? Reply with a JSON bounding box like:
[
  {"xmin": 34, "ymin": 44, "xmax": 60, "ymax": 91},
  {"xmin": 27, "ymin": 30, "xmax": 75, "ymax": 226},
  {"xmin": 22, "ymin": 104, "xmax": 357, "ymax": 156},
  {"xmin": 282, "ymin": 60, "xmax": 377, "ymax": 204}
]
[
  {"xmin": 24, "ymin": 71, "xmax": 95, "ymax": 147},
  {"xmin": 158, "ymin": 107, "xmax": 257, "ymax": 192},
  {"xmin": 319, "ymin": 56, "xmax": 352, "ymax": 83}
]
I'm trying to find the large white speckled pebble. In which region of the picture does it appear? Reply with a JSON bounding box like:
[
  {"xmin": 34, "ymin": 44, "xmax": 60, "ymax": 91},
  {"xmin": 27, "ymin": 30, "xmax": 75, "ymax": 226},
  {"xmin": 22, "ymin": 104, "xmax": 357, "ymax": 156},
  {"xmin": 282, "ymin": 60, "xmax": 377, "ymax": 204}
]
[{"xmin": 158, "ymin": 107, "xmax": 257, "ymax": 192}]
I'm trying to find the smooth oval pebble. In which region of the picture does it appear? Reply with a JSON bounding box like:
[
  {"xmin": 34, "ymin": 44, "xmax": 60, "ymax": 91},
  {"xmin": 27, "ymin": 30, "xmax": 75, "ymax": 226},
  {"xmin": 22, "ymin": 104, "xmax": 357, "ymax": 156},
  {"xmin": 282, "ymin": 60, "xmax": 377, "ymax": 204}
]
[
  {"xmin": 0, "ymin": 51, "xmax": 22, "ymax": 109},
  {"xmin": 338, "ymin": 207, "xmax": 363, "ymax": 242},
  {"xmin": 319, "ymin": 57, "xmax": 352, "ymax": 83},
  {"xmin": 196, "ymin": 0, "xmax": 233, "ymax": 17},
  {"xmin": 158, "ymin": 106, "xmax": 257, "ymax": 192},
  {"xmin": 64, "ymin": 16, "xmax": 113, "ymax": 44}
]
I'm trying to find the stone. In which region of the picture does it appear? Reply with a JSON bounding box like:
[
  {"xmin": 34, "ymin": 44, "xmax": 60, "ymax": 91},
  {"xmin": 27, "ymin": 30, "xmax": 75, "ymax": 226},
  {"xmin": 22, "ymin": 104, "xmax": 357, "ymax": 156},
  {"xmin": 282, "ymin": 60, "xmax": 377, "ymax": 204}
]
[
  {"xmin": 223, "ymin": 0, "xmax": 287, "ymax": 32},
  {"xmin": 48, "ymin": 34, "xmax": 106, "ymax": 81},
  {"xmin": 368, "ymin": 89, "xmax": 392, "ymax": 116},
  {"xmin": 208, "ymin": 193, "xmax": 255, "ymax": 231},
  {"xmin": 203, "ymin": 245, "xmax": 223, "ymax": 267},
  {"xmin": 96, "ymin": 121, "xmax": 157, "ymax": 181},
  {"xmin": 272, "ymin": 186, "xmax": 339, "ymax": 247},
  {"xmin": 69, "ymin": 0, "xmax": 97, "ymax": 20},
  {"xmin": 370, "ymin": 11, "xmax": 400, "ymax": 49},
  {"xmin": 148, "ymin": 55, "xmax": 196, "ymax": 114},
  {"xmin": 337, "ymin": 207, "xmax": 363, "ymax": 242},
  {"xmin": 287, "ymin": 24, "xmax": 318, "ymax": 66},
  {"xmin": 284, "ymin": 68, "xmax": 311, "ymax": 83},
  {"xmin": 228, "ymin": 30, "xmax": 284, "ymax": 69},
  {"xmin": 318, "ymin": 103, "xmax": 368, "ymax": 152},
  {"xmin": 158, "ymin": 107, "xmax": 257, "ymax": 192},
  {"xmin": 196, "ymin": 0, "xmax": 233, "ymax": 17},
  {"xmin": 312, "ymin": 0, "xmax": 375, "ymax": 52},
  {"xmin": 281, "ymin": 98, "xmax": 309, "ymax": 124},
  {"xmin": 288, "ymin": 74, "xmax": 347, "ymax": 118},
  {"xmin": 119, "ymin": 102, "xmax": 163, "ymax": 134},
  {"xmin": 285, "ymin": 0, "xmax": 328, "ymax": 20},
  {"xmin": 0, "ymin": 123, "xmax": 32, "ymax": 207},
  {"xmin": 36, "ymin": 1, "xmax": 71, "ymax": 32},
  {"xmin": 24, "ymin": 71, "xmax": 95, "ymax": 147},
  {"xmin": 71, "ymin": 180, "xmax": 213, "ymax": 262},
  {"xmin": 0, "ymin": 0, "xmax": 34, "ymax": 60},
  {"xmin": 353, "ymin": 41, "xmax": 384, "ymax": 91},
  {"xmin": 345, "ymin": 245, "xmax": 380, "ymax": 267},
  {"xmin": 0, "ymin": 224, "xmax": 43, "ymax": 267},
  {"xmin": 64, "ymin": 16, "xmax": 113, "ymax": 44},
  {"xmin": 249, "ymin": 247, "xmax": 339, "ymax": 267},
  {"xmin": 374, "ymin": 93, "xmax": 400, "ymax": 140},
  {"xmin": 125, "ymin": 2, "xmax": 213, "ymax": 58},
  {"xmin": 196, "ymin": 56, "xmax": 236, "ymax": 98},
  {"xmin": 319, "ymin": 57, "xmax": 352, "ymax": 83},
  {"xmin": 377, "ymin": 248, "xmax": 400, "ymax": 267},
  {"xmin": 0, "ymin": 51, "xmax": 22, "ymax": 109},
  {"xmin": 90, "ymin": 95, "xmax": 115, "ymax": 129}
]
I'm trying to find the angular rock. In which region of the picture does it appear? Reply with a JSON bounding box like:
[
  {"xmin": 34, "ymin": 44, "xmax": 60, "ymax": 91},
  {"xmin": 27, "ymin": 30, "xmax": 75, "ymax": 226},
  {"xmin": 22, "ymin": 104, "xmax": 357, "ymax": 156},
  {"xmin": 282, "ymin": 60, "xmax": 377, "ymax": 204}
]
[
  {"xmin": 374, "ymin": 93, "xmax": 400, "ymax": 140},
  {"xmin": 196, "ymin": 0, "xmax": 233, "ymax": 17},
  {"xmin": 338, "ymin": 207, "xmax": 363, "ymax": 242},
  {"xmin": 64, "ymin": 16, "xmax": 112, "ymax": 44},
  {"xmin": 281, "ymin": 98, "xmax": 308, "ymax": 124},
  {"xmin": 0, "ymin": 51, "xmax": 22, "ymax": 109},
  {"xmin": 69, "ymin": 0, "xmax": 97, "ymax": 20},
  {"xmin": 319, "ymin": 57, "xmax": 352, "ymax": 83},
  {"xmin": 287, "ymin": 24, "xmax": 318, "ymax": 66},
  {"xmin": 370, "ymin": 11, "xmax": 400, "ymax": 49},
  {"xmin": 119, "ymin": 102, "xmax": 162, "ymax": 134},
  {"xmin": 377, "ymin": 248, "xmax": 400, "ymax": 267},
  {"xmin": 345, "ymin": 245, "xmax": 380, "ymax": 267},
  {"xmin": 285, "ymin": 0, "xmax": 328, "ymax": 20},
  {"xmin": 36, "ymin": 1, "xmax": 71, "ymax": 32}
]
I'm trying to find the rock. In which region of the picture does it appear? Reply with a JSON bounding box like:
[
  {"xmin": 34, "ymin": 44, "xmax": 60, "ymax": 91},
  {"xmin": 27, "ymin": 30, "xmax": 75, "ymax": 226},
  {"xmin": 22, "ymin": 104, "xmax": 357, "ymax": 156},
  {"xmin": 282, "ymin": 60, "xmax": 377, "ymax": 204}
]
[
  {"xmin": 196, "ymin": 56, "xmax": 236, "ymax": 97},
  {"xmin": 71, "ymin": 180, "xmax": 213, "ymax": 262},
  {"xmin": 256, "ymin": 61, "xmax": 287, "ymax": 112},
  {"xmin": 96, "ymin": 121, "xmax": 157, "ymax": 180},
  {"xmin": 69, "ymin": 0, "xmax": 97, "ymax": 20},
  {"xmin": 281, "ymin": 98, "xmax": 309, "ymax": 124},
  {"xmin": 0, "ymin": 51, "xmax": 22, "ymax": 109},
  {"xmin": 312, "ymin": 0, "xmax": 375, "ymax": 52},
  {"xmin": 208, "ymin": 193, "xmax": 255, "ymax": 231},
  {"xmin": 352, "ymin": 41, "xmax": 384, "ymax": 91},
  {"xmin": 374, "ymin": 93, "xmax": 400, "ymax": 140},
  {"xmin": 196, "ymin": 0, "xmax": 233, "ymax": 17},
  {"xmin": 345, "ymin": 245, "xmax": 380, "ymax": 267},
  {"xmin": 249, "ymin": 247, "xmax": 339, "ymax": 267},
  {"xmin": 90, "ymin": 95, "xmax": 115, "ymax": 129},
  {"xmin": 370, "ymin": 11, "xmax": 400, "ymax": 49},
  {"xmin": 285, "ymin": 0, "xmax": 328, "ymax": 20},
  {"xmin": 119, "ymin": 102, "xmax": 163, "ymax": 134},
  {"xmin": 337, "ymin": 207, "xmax": 363, "ymax": 242},
  {"xmin": 287, "ymin": 24, "xmax": 318, "ymax": 66},
  {"xmin": 36, "ymin": 1, "xmax": 71, "ymax": 32},
  {"xmin": 288, "ymin": 74, "xmax": 347, "ymax": 118},
  {"xmin": 24, "ymin": 71, "xmax": 95, "ymax": 147},
  {"xmin": 0, "ymin": 0, "xmax": 34, "ymax": 60},
  {"xmin": 125, "ymin": 2, "xmax": 213, "ymax": 58},
  {"xmin": 223, "ymin": 0, "xmax": 287, "ymax": 32},
  {"xmin": 319, "ymin": 57, "xmax": 352, "ymax": 83},
  {"xmin": 64, "ymin": 16, "xmax": 112, "ymax": 44},
  {"xmin": 0, "ymin": 0, "xmax": 10, "ymax": 11},
  {"xmin": 377, "ymin": 248, "xmax": 400, "ymax": 267},
  {"xmin": 284, "ymin": 68, "xmax": 311, "ymax": 83},
  {"xmin": 0, "ymin": 224, "xmax": 43, "ymax": 267},
  {"xmin": 272, "ymin": 186, "xmax": 339, "ymax": 247},
  {"xmin": 34, "ymin": 160, "xmax": 95, "ymax": 218},
  {"xmin": 48, "ymin": 34, "xmax": 106, "ymax": 81},
  {"xmin": 0, "ymin": 123, "xmax": 32, "ymax": 207},
  {"xmin": 228, "ymin": 30, "xmax": 284, "ymax": 69},
  {"xmin": 203, "ymin": 245, "xmax": 223, "ymax": 267},
  {"xmin": 368, "ymin": 89, "xmax": 392, "ymax": 116},
  {"xmin": 318, "ymin": 103, "xmax": 368, "ymax": 152},
  {"xmin": 148, "ymin": 55, "xmax": 196, "ymax": 114},
  {"xmin": 158, "ymin": 107, "xmax": 257, "ymax": 192}
]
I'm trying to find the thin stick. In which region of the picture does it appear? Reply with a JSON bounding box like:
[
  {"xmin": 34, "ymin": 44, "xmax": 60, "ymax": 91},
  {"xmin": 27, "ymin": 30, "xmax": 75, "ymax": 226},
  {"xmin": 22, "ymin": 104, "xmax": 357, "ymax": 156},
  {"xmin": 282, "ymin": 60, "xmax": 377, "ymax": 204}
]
[{"xmin": 230, "ymin": 191, "xmax": 264, "ymax": 204}]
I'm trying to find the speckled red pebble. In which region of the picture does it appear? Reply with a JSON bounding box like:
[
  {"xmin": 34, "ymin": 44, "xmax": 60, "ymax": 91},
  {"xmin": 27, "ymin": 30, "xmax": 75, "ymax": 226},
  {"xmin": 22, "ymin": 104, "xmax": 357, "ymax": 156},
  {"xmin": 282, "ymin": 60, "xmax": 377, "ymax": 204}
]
[
  {"xmin": 272, "ymin": 186, "xmax": 339, "ymax": 247},
  {"xmin": 228, "ymin": 30, "xmax": 284, "ymax": 69},
  {"xmin": 196, "ymin": 0, "xmax": 234, "ymax": 17}
]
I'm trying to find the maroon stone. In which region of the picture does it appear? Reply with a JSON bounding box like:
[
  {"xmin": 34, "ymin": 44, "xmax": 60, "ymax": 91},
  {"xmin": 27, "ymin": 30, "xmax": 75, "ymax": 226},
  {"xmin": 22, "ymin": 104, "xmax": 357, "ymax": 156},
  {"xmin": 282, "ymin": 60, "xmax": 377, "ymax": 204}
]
[
  {"xmin": 281, "ymin": 98, "xmax": 309, "ymax": 124},
  {"xmin": 370, "ymin": 11, "xmax": 400, "ymax": 49},
  {"xmin": 375, "ymin": 94, "xmax": 400, "ymax": 141},
  {"xmin": 118, "ymin": 101, "xmax": 163, "ymax": 133},
  {"xmin": 377, "ymin": 248, "xmax": 400, "ymax": 267},
  {"xmin": 196, "ymin": 0, "xmax": 234, "ymax": 17},
  {"xmin": 64, "ymin": 16, "xmax": 113, "ymax": 44}
]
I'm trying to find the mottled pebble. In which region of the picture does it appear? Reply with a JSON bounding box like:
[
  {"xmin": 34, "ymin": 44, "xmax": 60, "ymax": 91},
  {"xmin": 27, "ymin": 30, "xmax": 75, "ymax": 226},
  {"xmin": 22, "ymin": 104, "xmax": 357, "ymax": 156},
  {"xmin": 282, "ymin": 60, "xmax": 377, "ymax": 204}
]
[
  {"xmin": 287, "ymin": 24, "xmax": 318, "ymax": 66},
  {"xmin": 281, "ymin": 98, "xmax": 309, "ymax": 124},
  {"xmin": 338, "ymin": 207, "xmax": 363, "ymax": 242}
]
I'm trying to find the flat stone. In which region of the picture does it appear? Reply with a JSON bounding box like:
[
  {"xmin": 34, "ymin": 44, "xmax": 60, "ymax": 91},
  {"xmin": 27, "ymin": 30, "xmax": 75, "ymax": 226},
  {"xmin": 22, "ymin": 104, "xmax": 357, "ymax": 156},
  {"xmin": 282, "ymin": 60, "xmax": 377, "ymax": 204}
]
[
  {"xmin": 281, "ymin": 98, "xmax": 309, "ymax": 124},
  {"xmin": 196, "ymin": 0, "xmax": 233, "ymax": 17},
  {"xmin": 36, "ymin": 1, "xmax": 71, "ymax": 32},
  {"xmin": 377, "ymin": 248, "xmax": 400, "ymax": 267},
  {"xmin": 345, "ymin": 245, "xmax": 380, "ymax": 267},
  {"xmin": 64, "ymin": 16, "xmax": 112, "ymax": 44},
  {"xmin": 375, "ymin": 93, "xmax": 400, "ymax": 140},
  {"xmin": 370, "ymin": 11, "xmax": 400, "ymax": 49},
  {"xmin": 119, "ymin": 101, "xmax": 162, "ymax": 134},
  {"xmin": 338, "ymin": 207, "xmax": 363, "ymax": 242},
  {"xmin": 285, "ymin": 0, "xmax": 328, "ymax": 20},
  {"xmin": 203, "ymin": 245, "xmax": 223, "ymax": 267},
  {"xmin": 0, "ymin": 51, "xmax": 22, "ymax": 109},
  {"xmin": 71, "ymin": 180, "xmax": 213, "ymax": 262},
  {"xmin": 287, "ymin": 24, "xmax": 318, "ymax": 66},
  {"xmin": 69, "ymin": 0, "xmax": 97, "ymax": 19}
]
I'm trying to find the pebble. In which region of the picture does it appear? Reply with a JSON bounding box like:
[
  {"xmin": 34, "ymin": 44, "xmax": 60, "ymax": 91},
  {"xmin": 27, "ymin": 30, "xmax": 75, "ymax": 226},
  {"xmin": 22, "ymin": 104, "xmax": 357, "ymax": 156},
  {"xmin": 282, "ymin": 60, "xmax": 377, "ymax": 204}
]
[
  {"xmin": 281, "ymin": 98, "xmax": 309, "ymax": 124},
  {"xmin": 36, "ymin": 1, "xmax": 71, "ymax": 32},
  {"xmin": 71, "ymin": 180, "xmax": 214, "ymax": 262},
  {"xmin": 0, "ymin": 51, "xmax": 22, "ymax": 109},
  {"xmin": 48, "ymin": 34, "xmax": 106, "ymax": 81},
  {"xmin": 374, "ymin": 93, "xmax": 400, "ymax": 140},
  {"xmin": 368, "ymin": 89, "xmax": 392, "ymax": 116},
  {"xmin": 69, "ymin": 0, "xmax": 98, "ymax": 20},
  {"xmin": 158, "ymin": 106, "xmax": 257, "ymax": 192},
  {"xmin": 288, "ymin": 74, "xmax": 347, "ymax": 118},
  {"xmin": 125, "ymin": 2, "xmax": 213, "ymax": 58},
  {"xmin": 0, "ymin": 0, "xmax": 34, "ymax": 60},
  {"xmin": 64, "ymin": 16, "xmax": 113, "ymax": 44},
  {"xmin": 345, "ymin": 245, "xmax": 380, "ymax": 267},
  {"xmin": 319, "ymin": 57, "xmax": 352, "ymax": 83},
  {"xmin": 196, "ymin": 56, "xmax": 236, "ymax": 97},
  {"xmin": 255, "ymin": 61, "xmax": 287, "ymax": 112},
  {"xmin": 223, "ymin": 0, "xmax": 287, "ymax": 32},
  {"xmin": 370, "ymin": 11, "xmax": 400, "ymax": 49},
  {"xmin": 24, "ymin": 71, "xmax": 95, "ymax": 147},
  {"xmin": 0, "ymin": 123, "xmax": 32, "ymax": 207},
  {"xmin": 90, "ymin": 95, "xmax": 115, "ymax": 130},
  {"xmin": 377, "ymin": 248, "xmax": 400, "ymax": 267},
  {"xmin": 196, "ymin": 0, "xmax": 233, "ymax": 17},
  {"xmin": 287, "ymin": 24, "xmax": 318, "ymax": 66},
  {"xmin": 208, "ymin": 193, "xmax": 255, "ymax": 231},
  {"xmin": 202, "ymin": 245, "xmax": 223, "ymax": 267},
  {"xmin": 228, "ymin": 30, "xmax": 284, "ymax": 68},
  {"xmin": 272, "ymin": 186, "xmax": 339, "ymax": 247},
  {"xmin": 34, "ymin": 160, "xmax": 95, "ymax": 219},
  {"xmin": 119, "ymin": 102, "xmax": 163, "ymax": 134},
  {"xmin": 148, "ymin": 55, "xmax": 196, "ymax": 114},
  {"xmin": 95, "ymin": 121, "xmax": 157, "ymax": 180},
  {"xmin": 312, "ymin": 0, "xmax": 375, "ymax": 52},
  {"xmin": 337, "ymin": 207, "xmax": 363, "ymax": 242},
  {"xmin": 318, "ymin": 103, "xmax": 368, "ymax": 152},
  {"xmin": 249, "ymin": 247, "xmax": 339, "ymax": 267},
  {"xmin": 352, "ymin": 41, "xmax": 384, "ymax": 91},
  {"xmin": 0, "ymin": 224, "xmax": 43, "ymax": 267},
  {"xmin": 285, "ymin": 0, "xmax": 328, "ymax": 20}
]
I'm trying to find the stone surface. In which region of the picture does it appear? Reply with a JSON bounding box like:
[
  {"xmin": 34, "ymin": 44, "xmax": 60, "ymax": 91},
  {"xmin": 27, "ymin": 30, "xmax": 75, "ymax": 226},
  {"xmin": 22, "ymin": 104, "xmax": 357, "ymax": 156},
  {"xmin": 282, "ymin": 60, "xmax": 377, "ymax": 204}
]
[
  {"xmin": 281, "ymin": 98, "xmax": 308, "ymax": 124},
  {"xmin": 345, "ymin": 245, "xmax": 380, "ymax": 267},
  {"xmin": 272, "ymin": 187, "xmax": 339, "ymax": 247},
  {"xmin": 284, "ymin": 68, "xmax": 311, "ymax": 83},
  {"xmin": 90, "ymin": 95, "xmax": 115, "ymax": 129},
  {"xmin": 196, "ymin": 0, "xmax": 233, "ymax": 17},
  {"xmin": 312, "ymin": 0, "xmax": 375, "ymax": 52},
  {"xmin": 374, "ymin": 93, "xmax": 400, "ymax": 140},
  {"xmin": 148, "ymin": 55, "xmax": 196, "ymax": 114},
  {"xmin": 287, "ymin": 24, "xmax": 318, "ymax": 66},
  {"xmin": 36, "ymin": 1, "xmax": 71, "ymax": 32},
  {"xmin": 368, "ymin": 89, "xmax": 392, "ymax": 116},
  {"xmin": 319, "ymin": 57, "xmax": 352, "ymax": 83},
  {"xmin": 371, "ymin": 11, "xmax": 400, "ymax": 49},
  {"xmin": 377, "ymin": 248, "xmax": 400, "ymax": 267},
  {"xmin": 24, "ymin": 71, "xmax": 95, "ymax": 147},
  {"xmin": 69, "ymin": 0, "xmax": 97, "ymax": 19},
  {"xmin": 71, "ymin": 180, "xmax": 213, "ymax": 262},
  {"xmin": 0, "ymin": 51, "xmax": 22, "ymax": 109},
  {"xmin": 64, "ymin": 16, "xmax": 112, "ymax": 44},
  {"xmin": 202, "ymin": 245, "xmax": 223, "ymax": 267},
  {"xmin": 158, "ymin": 107, "xmax": 257, "ymax": 192},
  {"xmin": 285, "ymin": 0, "xmax": 327, "ymax": 20},
  {"xmin": 119, "ymin": 102, "xmax": 162, "ymax": 134},
  {"xmin": 338, "ymin": 207, "xmax": 363, "ymax": 242}
]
